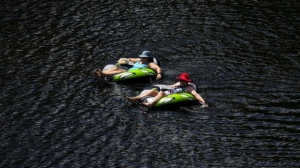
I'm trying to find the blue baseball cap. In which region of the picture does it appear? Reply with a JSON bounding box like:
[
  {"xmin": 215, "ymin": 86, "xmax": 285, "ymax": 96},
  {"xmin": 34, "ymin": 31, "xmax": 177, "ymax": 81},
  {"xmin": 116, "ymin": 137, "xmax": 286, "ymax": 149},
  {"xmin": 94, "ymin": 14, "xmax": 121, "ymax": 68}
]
[{"xmin": 139, "ymin": 51, "xmax": 152, "ymax": 57}]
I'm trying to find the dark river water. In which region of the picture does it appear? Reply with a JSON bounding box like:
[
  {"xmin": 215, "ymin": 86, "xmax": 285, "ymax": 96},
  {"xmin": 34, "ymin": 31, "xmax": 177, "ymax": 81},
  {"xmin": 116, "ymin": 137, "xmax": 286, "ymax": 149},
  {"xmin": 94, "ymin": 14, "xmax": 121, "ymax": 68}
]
[{"xmin": 1, "ymin": 0, "xmax": 300, "ymax": 167}]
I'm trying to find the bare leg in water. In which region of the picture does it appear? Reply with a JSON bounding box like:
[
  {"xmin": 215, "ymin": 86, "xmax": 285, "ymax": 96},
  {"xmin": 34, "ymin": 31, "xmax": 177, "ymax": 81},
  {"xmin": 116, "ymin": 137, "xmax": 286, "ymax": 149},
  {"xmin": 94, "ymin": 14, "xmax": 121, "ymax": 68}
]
[
  {"xmin": 94, "ymin": 67, "xmax": 127, "ymax": 78},
  {"xmin": 127, "ymin": 89, "xmax": 159, "ymax": 104},
  {"xmin": 142, "ymin": 91, "xmax": 167, "ymax": 107}
]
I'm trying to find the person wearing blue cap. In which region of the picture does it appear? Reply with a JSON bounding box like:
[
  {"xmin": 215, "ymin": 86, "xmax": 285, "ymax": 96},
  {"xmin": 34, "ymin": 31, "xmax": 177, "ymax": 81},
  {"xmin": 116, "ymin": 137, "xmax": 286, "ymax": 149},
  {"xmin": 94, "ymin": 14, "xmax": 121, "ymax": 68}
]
[{"xmin": 93, "ymin": 51, "xmax": 162, "ymax": 80}]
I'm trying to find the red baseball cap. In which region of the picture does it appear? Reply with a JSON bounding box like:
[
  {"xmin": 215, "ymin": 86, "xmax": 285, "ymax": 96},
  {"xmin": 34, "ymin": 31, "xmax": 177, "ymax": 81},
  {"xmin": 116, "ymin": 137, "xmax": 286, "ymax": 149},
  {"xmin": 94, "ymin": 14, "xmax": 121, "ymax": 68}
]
[{"xmin": 176, "ymin": 73, "xmax": 192, "ymax": 82}]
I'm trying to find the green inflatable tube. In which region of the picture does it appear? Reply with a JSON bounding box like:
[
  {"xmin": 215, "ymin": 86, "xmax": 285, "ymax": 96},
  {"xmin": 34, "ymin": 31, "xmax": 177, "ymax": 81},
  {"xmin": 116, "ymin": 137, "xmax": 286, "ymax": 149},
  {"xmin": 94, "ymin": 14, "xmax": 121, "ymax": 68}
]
[
  {"xmin": 109, "ymin": 68, "xmax": 157, "ymax": 82},
  {"xmin": 140, "ymin": 84, "xmax": 199, "ymax": 108}
]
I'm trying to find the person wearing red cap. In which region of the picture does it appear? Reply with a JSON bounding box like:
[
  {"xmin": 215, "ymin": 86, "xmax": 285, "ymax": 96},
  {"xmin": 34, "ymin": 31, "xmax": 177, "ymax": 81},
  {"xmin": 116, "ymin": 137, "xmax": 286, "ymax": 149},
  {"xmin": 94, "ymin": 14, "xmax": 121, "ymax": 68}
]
[{"xmin": 127, "ymin": 73, "xmax": 207, "ymax": 107}]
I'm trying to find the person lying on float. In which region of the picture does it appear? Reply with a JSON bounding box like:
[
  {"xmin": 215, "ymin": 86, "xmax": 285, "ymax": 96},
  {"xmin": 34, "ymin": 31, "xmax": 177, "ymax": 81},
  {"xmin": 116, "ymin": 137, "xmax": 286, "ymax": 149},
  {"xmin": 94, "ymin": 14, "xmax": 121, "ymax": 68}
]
[
  {"xmin": 93, "ymin": 51, "xmax": 162, "ymax": 81},
  {"xmin": 127, "ymin": 73, "xmax": 207, "ymax": 107}
]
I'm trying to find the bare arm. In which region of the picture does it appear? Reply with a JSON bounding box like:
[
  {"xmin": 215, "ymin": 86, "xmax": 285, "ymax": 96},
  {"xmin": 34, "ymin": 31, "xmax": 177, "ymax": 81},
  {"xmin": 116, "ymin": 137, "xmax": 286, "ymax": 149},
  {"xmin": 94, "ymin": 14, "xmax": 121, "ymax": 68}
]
[
  {"xmin": 128, "ymin": 58, "xmax": 140, "ymax": 63},
  {"xmin": 148, "ymin": 63, "xmax": 162, "ymax": 80},
  {"xmin": 170, "ymin": 82, "xmax": 180, "ymax": 87},
  {"xmin": 186, "ymin": 86, "xmax": 206, "ymax": 104}
]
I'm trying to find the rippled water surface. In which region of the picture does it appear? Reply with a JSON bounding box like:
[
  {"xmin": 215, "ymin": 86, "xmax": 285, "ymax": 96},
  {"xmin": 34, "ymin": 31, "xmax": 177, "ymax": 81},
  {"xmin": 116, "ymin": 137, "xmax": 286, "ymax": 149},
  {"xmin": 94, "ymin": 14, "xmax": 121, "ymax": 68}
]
[{"xmin": 1, "ymin": 0, "xmax": 300, "ymax": 167}]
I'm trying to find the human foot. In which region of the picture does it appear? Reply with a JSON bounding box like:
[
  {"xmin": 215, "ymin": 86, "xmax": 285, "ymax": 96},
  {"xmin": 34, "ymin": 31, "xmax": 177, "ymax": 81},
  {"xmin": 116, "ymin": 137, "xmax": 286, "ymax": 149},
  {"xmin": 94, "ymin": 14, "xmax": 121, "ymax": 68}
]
[
  {"xmin": 93, "ymin": 69, "xmax": 101, "ymax": 78},
  {"xmin": 127, "ymin": 97, "xmax": 138, "ymax": 104}
]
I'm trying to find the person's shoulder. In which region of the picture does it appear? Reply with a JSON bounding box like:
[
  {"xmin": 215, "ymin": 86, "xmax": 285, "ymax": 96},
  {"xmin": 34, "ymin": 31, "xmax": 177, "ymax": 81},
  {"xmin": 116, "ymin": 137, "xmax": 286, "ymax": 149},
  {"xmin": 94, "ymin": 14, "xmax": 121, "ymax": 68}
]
[{"xmin": 186, "ymin": 85, "xmax": 196, "ymax": 91}]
